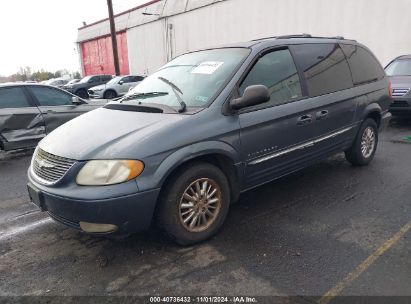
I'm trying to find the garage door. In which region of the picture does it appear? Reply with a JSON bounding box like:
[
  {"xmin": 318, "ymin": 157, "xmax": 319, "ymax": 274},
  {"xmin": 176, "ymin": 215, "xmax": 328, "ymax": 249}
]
[{"xmin": 80, "ymin": 32, "xmax": 130, "ymax": 76}]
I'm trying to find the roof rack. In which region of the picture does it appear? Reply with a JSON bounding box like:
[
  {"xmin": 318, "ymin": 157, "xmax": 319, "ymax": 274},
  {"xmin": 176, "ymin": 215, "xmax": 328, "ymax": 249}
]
[
  {"xmin": 252, "ymin": 34, "xmax": 349, "ymax": 42},
  {"xmin": 276, "ymin": 33, "xmax": 312, "ymax": 39}
]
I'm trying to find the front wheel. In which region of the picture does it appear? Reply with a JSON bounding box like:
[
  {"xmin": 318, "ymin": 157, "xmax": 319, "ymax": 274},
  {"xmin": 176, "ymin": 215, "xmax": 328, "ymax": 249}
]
[
  {"xmin": 104, "ymin": 90, "xmax": 117, "ymax": 99},
  {"xmin": 345, "ymin": 118, "xmax": 378, "ymax": 166},
  {"xmin": 156, "ymin": 162, "xmax": 230, "ymax": 245}
]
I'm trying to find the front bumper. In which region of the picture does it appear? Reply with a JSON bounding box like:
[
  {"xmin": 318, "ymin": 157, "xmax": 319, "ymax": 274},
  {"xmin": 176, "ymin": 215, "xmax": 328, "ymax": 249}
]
[
  {"xmin": 88, "ymin": 90, "xmax": 104, "ymax": 99},
  {"xmin": 27, "ymin": 179, "xmax": 160, "ymax": 235},
  {"xmin": 389, "ymin": 98, "xmax": 411, "ymax": 115}
]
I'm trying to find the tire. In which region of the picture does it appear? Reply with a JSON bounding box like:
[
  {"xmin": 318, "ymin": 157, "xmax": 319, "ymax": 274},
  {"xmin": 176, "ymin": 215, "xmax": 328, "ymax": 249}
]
[
  {"xmin": 104, "ymin": 90, "xmax": 117, "ymax": 99},
  {"xmin": 345, "ymin": 118, "xmax": 378, "ymax": 166},
  {"xmin": 156, "ymin": 162, "xmax": 230, "ymax": 245},
  {"xmin": 75, "ymin": 89, "xmax": 88, "ymax": 99}
]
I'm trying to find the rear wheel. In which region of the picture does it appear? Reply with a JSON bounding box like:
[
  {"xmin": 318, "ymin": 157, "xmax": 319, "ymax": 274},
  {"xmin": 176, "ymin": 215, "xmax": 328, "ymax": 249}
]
[
  {"xmin": 157, "ymin": 162, "xmax": 230, "ymax": 245},
  {"xmin": 76, "ymin": 89, "xmax": 88, "ymax": 99},
  {"xmin": 345, "ymin": 118, "xmax": 378, "ymax": 166},
  {"xmin": 104, "ymin": 90, "xmax": 117, "ymax": 99}
]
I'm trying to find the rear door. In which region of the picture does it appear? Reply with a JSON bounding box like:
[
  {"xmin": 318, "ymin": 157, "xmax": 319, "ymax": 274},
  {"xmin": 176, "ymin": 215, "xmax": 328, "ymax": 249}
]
[
  {"xmin": 237, "ymin": 48, "xmax": 323, "ymax": 188},
  {"xmin": 27, "ymin": 86, "xmax": 91, "ymax": 134},
  {"xmin": 0, "ymin": 86, "xmax": 45, "ymax": 150},
  {"xmin": 290, "ymin": 43, "xmax": 357, "ymax": 153}
]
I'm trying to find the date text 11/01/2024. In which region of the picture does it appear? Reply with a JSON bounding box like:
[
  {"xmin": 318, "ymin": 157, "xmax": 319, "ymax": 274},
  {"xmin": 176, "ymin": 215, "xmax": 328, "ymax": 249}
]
[{"xmin": 149, "ymin": 296, "xmax": 258, "ymax": 303}]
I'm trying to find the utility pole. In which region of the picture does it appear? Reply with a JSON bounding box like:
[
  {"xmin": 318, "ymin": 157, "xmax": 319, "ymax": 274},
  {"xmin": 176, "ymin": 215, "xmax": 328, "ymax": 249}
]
[{"xmin": 107, "ymin": 0, "xmax": 120, "ymax": 76}]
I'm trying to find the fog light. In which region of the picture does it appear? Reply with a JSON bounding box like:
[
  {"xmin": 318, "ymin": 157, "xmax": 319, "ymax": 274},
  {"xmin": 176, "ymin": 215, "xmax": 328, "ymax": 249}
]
[{"xmin": 80, "ymin": 222, "xmax": 118, "ymax": 233}]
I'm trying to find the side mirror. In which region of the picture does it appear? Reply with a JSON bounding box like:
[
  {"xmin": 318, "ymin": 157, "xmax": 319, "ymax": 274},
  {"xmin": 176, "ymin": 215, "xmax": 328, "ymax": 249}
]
[
  {"xmin": 72, "ymin": 96, "xmax": 82, "ymax": 104},
  {"xmin": 118, "ymin": 80, "xmax": 124, "ymax": 85},
  {"xmin": 230, "ymin": 85, "xmax": 270, "ymax": 111}
]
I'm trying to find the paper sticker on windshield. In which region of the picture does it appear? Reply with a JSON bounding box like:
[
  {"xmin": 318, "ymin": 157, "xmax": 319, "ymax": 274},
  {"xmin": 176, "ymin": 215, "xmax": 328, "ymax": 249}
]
[{"xmin": 191, "ymin": 62, "xmax": 224, "ymax": 75}]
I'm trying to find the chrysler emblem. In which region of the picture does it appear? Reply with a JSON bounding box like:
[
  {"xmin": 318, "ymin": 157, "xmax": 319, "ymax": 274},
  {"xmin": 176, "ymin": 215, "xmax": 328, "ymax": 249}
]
[{"xmin": 36, "ymin": 158, "xmax": 55, "ymax": 169}]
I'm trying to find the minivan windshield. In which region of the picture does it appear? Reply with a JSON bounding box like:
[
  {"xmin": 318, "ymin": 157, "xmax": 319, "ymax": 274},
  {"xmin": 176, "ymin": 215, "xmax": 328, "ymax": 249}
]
[
  {"xmin": 122, "ymin": 48, "xmax": 250, "ymax": 108},
  {"xmin": 385, "ymin": 59, "xmax": 411, "ymax": 76}
]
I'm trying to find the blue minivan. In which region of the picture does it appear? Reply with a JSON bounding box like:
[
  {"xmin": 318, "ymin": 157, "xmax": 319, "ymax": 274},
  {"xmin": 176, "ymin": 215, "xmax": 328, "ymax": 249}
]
[{"xmin": 28, "ymin": 35, "xmax": 391, "ymax": 245}]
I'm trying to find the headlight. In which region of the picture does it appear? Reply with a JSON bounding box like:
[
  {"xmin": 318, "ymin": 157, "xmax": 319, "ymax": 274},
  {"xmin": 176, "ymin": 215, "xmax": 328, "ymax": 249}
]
[
  {"xmin": 93, "ymin": 88, "xmax": 103, "ymax": 92},
  {"xmin": 76, "ymin": 160, "xmax": 144, "ymax": 186}
]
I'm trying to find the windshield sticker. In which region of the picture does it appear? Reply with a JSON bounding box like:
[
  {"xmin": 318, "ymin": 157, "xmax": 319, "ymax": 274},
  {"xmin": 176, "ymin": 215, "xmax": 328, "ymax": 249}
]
[
  {"xmin": 195, "ymin": 96, "xmax": 209, "ymax": 103},
  {"xmin": 191, "ymin": 62, "xmax": 224, "ymax": 75}
]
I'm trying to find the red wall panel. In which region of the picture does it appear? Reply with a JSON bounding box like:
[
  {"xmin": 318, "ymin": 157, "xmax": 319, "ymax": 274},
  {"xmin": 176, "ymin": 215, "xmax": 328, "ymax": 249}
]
[{"xmin": 80, "ymin": 32, "xmax": 129, "ymax": 76}]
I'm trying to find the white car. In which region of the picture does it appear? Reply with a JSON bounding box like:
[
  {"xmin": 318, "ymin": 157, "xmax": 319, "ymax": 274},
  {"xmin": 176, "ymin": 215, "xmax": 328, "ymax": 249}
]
[{"xmin": 88, "ymin": 75, "xmax": 145, "ymax": 99}]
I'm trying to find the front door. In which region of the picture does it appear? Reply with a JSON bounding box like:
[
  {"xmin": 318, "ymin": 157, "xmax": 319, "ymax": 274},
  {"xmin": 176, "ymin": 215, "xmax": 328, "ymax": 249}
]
[
  {"xmin": 0, "ymin": 86, "xmax": 45, "ymax": 150},
  {"xmin": 237, "ymin": 48, "xmax": 322, "ymax": 189},
  {"xmin": 27, "ymin": 86, "xmax": 88, "ymax": 134}
]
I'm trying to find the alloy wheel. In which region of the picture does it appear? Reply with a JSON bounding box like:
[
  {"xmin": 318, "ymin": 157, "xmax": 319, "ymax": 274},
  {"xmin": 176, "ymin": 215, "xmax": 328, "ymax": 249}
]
[
  {"xmin": 178, "ymin": 178, "xmax": 222, "ymax": 233},
  {"xmin": 361, "ymin": 127, "xmax": 376, "ymax": 158}
]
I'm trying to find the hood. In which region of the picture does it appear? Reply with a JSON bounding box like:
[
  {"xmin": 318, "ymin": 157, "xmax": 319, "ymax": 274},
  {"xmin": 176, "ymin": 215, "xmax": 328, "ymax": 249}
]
[
  {"xmin": 39, "ymin": 107, "xmax": 187, "ymax": 160},
  {"xmin": 389, "ymin": 75, "xmax": 411, "ymax": 88},
  {"xmin": 89, "ymin": 84, "xmax": 106, "ymax": 91}
]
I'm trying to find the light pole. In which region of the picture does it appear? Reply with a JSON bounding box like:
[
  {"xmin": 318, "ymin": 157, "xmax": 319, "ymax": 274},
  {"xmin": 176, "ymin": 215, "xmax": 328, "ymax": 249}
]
[{"xmin": 107, "ymin": 0, "xmax": 120, "ymax": 76}]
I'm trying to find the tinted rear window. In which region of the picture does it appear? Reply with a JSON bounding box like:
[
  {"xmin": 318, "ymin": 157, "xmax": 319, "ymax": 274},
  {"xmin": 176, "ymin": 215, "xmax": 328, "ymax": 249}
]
[
  {"xmin": 340, "ymin": 44, "xmax": 385, "ymax": 85},
  {"xmin": 291, "ymin": 43, "xmax": 353, "ymax": 97}
]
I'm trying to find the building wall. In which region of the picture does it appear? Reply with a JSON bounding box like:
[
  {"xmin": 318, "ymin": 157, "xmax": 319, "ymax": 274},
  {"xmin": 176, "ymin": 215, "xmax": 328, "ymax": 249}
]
[
  {"xmin": 80, "ymin": 31, "xmax": 130, "ymax": 76},
  {"xmin": 79, "ymin": 0, "xmax": 411, "ymax": 76}
]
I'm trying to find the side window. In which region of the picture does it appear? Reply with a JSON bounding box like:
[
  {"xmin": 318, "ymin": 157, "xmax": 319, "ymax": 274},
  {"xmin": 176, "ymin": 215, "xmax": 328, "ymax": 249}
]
[
  {"xmin": 239, "ymin": 49, "xmax": 303, "ymax": 108},
  {"xmin": 0, "ymin": 87, "xmax": 31, "ymax": 109},
  {"xmin": 30, "ymin": 87, "xmax": 73, "ymax": 106},
  {"xmin": 136, "ymin": 76, "xmax": 145, "ymax": 82},
  {"xmin": 89, "ymin": 76, "xmax": 99, "ymax": 83},
  {"xmin": 127, "ymin": 76, "xmax": 140, "ymax": 83},
  {"xmin": 102, "ymin": 75, "xmax": 112, "ymax": 81},
  {"xmin": 122, "ymin": 76, "xmax": 132, "ymax": 83},
  {"xmin": 340, "ymin": 44, "xmax": 385, "ymax": 85},
  {"xmin": 291, "ymin": 43, "xmax": 353, "ymax": 97}
]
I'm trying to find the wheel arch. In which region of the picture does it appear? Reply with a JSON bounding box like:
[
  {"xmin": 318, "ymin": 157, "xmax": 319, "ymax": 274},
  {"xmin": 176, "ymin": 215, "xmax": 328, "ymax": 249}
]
[
  {"xmin": 152, "ymin": 142, "xmax": 243, "ymax": 204},
  {"xmin": 361, "ymin": 103, "xmax": 382, "ymax": 127}
]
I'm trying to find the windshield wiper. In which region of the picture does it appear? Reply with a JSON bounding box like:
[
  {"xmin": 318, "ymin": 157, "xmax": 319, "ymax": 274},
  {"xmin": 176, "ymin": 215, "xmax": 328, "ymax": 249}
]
[
  {"xmin": 120, "ymin": 92, "xmax": 168, "ymax": 103},
  {"xmin": 158, "ymin": 77, "xmax": 187, "ymax": 113}
]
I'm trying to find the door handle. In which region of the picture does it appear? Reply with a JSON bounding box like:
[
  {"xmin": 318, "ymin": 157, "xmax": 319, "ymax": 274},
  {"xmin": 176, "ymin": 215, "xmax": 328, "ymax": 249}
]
[
  {"xmin": 316, "ymin": 110, "xmax": 329, "ymax": 120},
  {"xmin": 297, "ymin": 114, "xmax": 313, "ymax": 126}
]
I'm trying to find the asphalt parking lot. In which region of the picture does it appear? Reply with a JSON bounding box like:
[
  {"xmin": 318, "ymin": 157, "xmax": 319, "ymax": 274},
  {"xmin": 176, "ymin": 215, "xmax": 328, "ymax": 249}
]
[{"xmin": 0, "ymin": 118, "xmax": 410, "ymax": 302}]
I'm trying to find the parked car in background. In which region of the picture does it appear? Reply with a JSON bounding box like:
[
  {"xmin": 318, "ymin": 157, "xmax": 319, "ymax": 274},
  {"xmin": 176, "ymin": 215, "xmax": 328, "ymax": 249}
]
[
  {"xmin": 0, "ymin": 83, "xmax": 101, "ymax": 151},
  {"xmin": 88, "ymin": 75, "xmax": 145, "ymax": 99},
  {"xmin": 63, "ymin": 75, "xmax": 112, "ymax": 99},
  {"xmin": 44, "ymin": 78, "xmax": 70, "ymax": 88},
  {"xmin": 385, "ymin": 55, "xmax": 411, "ymax": 116},
  {"xmin": 27, "ymin": 35, "xmax": 390, "ymax": 245},
  {"xmin": 66, "ymin": 79, "xmax": 80, "ymax": 86}
]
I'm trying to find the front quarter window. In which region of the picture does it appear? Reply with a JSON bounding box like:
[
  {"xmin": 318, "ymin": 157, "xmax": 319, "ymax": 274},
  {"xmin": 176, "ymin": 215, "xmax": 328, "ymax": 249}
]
[
  {"xmin": 123, "ymin": 48, "xmax": 250, "ymax": 109},
  {"xmin": 30, "ymin": 87, "xmax": 73, "ymax": 106}
]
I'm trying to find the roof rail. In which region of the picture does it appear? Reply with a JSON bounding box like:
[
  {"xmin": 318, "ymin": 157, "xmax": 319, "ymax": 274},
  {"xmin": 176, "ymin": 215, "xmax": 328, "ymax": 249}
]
[
  {"xmin": 276, "ymin": 33, "xmax": 312, "ymax": 39},
  {"xmin": 252, "ymin": 34, "xmax": 352, "ymax": 42}
]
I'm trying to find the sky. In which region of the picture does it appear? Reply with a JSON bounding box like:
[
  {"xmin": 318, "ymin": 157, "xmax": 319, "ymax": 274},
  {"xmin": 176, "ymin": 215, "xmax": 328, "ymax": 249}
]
[{"xmin": 0, "ymin": 0, "xmax": 151, "ymax": 76}]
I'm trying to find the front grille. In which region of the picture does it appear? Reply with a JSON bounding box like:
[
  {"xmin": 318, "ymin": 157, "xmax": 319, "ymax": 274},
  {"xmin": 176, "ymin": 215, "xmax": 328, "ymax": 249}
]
[
  {"xmin": 391, "ymin": 100, "xmax": 410, "ymax": 108},
  {"xmin": 31, "ymin": 148, "xmax": 75, "ymax": 184},
  {"xmin": 392, "ymin": 88, "xmax": 410, "ymax": 97}
]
